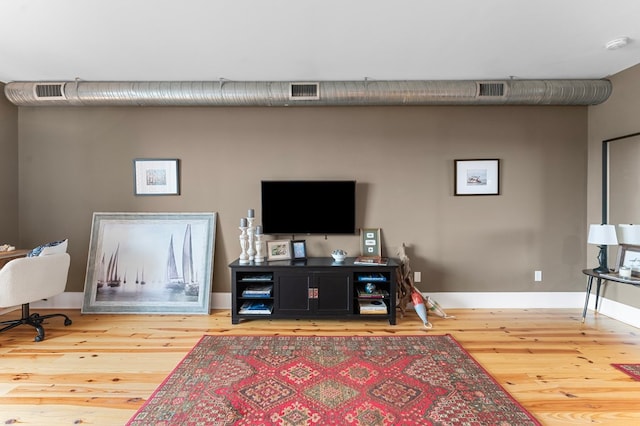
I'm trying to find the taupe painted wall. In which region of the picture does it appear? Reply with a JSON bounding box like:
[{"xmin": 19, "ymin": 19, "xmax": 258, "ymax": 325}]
[
  {"xmin": 589, "ymin": 63, "xmax": 640, "ymax": 309},
  {"xmin": 0, "ymin": 83, "xmax": 19, "ymax": 244},
  {"xmin": 16, "ymin": 105, "xmax": 587, "ymax": 294}
]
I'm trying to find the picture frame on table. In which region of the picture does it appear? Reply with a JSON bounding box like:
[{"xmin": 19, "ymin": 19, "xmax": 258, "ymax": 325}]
[
  {"xmin": 360, "ymin": 228, "xmax": 382, "ymax": 257},
  {"xmin": 454, "ymin": 159, "xmax": 500, "ymax": 196},
  {"xmin": 82, "ymin": 212, "xmax": 216, "ymax": 314},
  {"xmin": 615, "ymin": 244, "xmax": 640, "ymax": 277},
  {"xmin": 134, "ymin": 158, "xmax": 180, "ymax": 195},
  {"xmin": 292, "ymin": 240, "xmax": 307, "ymax": 260},
  {"xmin": 267, "ymin": 240, "xmax": 292, "ymax": 261}
]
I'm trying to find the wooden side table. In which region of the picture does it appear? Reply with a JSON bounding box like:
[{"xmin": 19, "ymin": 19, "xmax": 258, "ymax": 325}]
[{"xmin": 0, "ymin": 249, "xmax": 29, "ymax": 269}]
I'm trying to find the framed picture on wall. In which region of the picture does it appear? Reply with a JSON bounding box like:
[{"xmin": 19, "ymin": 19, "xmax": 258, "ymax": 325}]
[
  {"xmin": 454, "ymin": 159, "xmax": 500, "ymax": 196},
  {"xmin": 134, "ymin": 158, "xmax": 180, "ymax": 195}
]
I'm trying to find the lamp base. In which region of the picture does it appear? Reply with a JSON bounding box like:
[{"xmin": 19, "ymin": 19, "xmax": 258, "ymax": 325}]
[
  {"xmin": 593, "ymin": 245, "xmax": 609, "ymax": 274},
  {"xmin": 592, "ymin": 266, "xmax": 610, "ymax": 274}
]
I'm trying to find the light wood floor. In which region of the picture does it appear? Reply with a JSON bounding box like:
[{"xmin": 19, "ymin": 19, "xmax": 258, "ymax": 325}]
[{"xmin": 1, "ymin": 308, "xmax": 639, "ymax": 425}]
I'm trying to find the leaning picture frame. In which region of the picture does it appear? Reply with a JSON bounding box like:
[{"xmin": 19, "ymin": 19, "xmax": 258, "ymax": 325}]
[
  {"xmin": 134, "ymin": 158, "xmax": 180, "ymax": 195},
  {"xmin": 82, "ymin": 212, "xmax": 216, "ymax": 314},
  {"xmin": 454, "ymin": 159, "xmax": 500, "ymax": 196},
  {"xmin": 615, "ymin": 244, "xmax": 640, "ymax": 277},
  {"xmin": 360, "ymin": 228, "xmax": 382, "ymax": 257},
  {"xmin": 267, "ymin": 240, "xmax": 292, "ymax": 261}
]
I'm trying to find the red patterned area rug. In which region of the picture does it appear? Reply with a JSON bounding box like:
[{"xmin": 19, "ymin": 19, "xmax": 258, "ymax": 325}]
[
  {"xmin": 127, "ymin": 335, "xmax": 539, "ymax": 425},
  {"xmin": 612, "ymin": 363, "xmax": 640, "ymax": 381}
]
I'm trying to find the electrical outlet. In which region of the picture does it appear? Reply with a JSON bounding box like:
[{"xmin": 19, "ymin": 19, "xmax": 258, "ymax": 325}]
[
  {"xmin": 414, "ymin": 271, "xmax": 421, "ymax": 283},
  {"xmin": 534, "ymin": 270, "xmax": 542, "ymax": 282}
]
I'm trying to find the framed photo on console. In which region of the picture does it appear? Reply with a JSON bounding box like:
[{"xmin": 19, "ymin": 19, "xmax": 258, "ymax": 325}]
[
  {"xmin": 360, "ymin": 228, "xmax": 381, "ymax": 257},
  {"xmin": 292, "ymin": 240, "xmax": 307, "ymax": 260},
  {"xmin": 267, "ymin": 240, "xmax": 292, "ymax": 261},
  {"xmin": 454, "ymin": 159, "xmax": 500, "ymax": 196},
  {"xmin": 615, "ymin": 244, "xmax": 640, "ymax": 277}
]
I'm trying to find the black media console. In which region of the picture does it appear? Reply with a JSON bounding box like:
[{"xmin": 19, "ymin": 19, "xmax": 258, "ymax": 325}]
[{"xmin": 229, "ymin": 257, "xmax": 398, "ymax": 325}]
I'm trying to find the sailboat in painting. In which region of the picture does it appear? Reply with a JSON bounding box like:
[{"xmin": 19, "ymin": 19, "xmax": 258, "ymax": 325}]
[
  {"xmin": 183, "ymin": 226, "xmax": 199, "ymax": 296},
  {"xmin": 165, "ymin": 225, "xmax": 199, "ymax": 296},
  {"xmin": 106, "ymin": 244, "xmax": 121, "ymax": 288},
  {"xmin": 96, "ymin": 253, "xmax": 105, "ymax": 288}
]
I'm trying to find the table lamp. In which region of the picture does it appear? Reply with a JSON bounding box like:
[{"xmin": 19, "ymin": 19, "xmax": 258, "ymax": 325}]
[
  {"xmin": 587, "ymin": 224, "xmax": 618, "ymax": 273},
  {"xmin": 617, "ymin": 224, "xmax": 640, "ymax": 245}
]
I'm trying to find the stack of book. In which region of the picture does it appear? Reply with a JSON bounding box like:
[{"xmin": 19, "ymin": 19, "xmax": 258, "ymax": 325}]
[
  {"xmin": 356, "ymin": 273, "xmax": 387, "ymax": 282},
  {"xmin": 242, "ymin": 285, "xmax": 273, "ymax": 298},
  {"xmin": 357, "ymin": 299, "xmax": 388, "ymax": 315},
  {"xmin": 239, "ymin": 301, "xmax": 273, "ymax": 315},
  {"xmin": 356, "ymin": 287, "xmax": 389, "ymax": 299},
  {"xmin": 354, "ymin": 256, "xmax": 389, "ymax": 266}
]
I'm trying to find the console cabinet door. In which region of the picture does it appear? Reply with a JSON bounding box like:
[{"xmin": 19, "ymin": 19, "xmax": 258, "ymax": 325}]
[
  {"xmin": 314, "ymin": 272, "xmax": 351, "ymax": 314},
  {"xmin": 275, "ymin": 272, "xmax": 311, "ymax": 315}
]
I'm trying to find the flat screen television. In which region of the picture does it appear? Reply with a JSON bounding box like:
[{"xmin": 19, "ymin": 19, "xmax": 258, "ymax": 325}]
[{"xmin": 261, "ymin": 180, "xmax": 356, "ymax": 235}]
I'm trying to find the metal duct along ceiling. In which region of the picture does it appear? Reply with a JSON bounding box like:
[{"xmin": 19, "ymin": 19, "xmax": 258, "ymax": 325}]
[{"xmin": 4, "ymin": 79, "xmax": 612, "ymax": 106}]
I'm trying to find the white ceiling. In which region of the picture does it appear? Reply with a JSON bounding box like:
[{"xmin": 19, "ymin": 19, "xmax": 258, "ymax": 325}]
[{"xmin": 2, "ymin": 0, "xmax": 640, "ymax": 84}]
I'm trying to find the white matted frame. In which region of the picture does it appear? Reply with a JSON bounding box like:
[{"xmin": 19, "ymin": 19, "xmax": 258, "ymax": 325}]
[
  {"xmin": 82, "ymin": 212, "xmax": 216, "ymax": 314},
  {"xmin": 134, "ymin": 158, "xmax": 180, "ymax": 195},
  {"xmin": 454, "ymin": 159, "xmax": 500, "ymax": 196},
  {"xmin": 267, "ymin": 240, "xmax": 292, "ymax": 261},
  {"xmin": 360, "ymin": 228, "xmax": 382, "ymax": 257}
]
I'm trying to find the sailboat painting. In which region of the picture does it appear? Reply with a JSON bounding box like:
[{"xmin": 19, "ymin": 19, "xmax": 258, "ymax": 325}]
[{"xmin": 82, "ymin": 212, "xmax": 216, "ymax": 314}]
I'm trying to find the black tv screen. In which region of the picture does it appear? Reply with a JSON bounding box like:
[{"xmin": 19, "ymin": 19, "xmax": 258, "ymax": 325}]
[{"xmin": 261, "ymin": 180, "xmax": 356, "ymax": 235}]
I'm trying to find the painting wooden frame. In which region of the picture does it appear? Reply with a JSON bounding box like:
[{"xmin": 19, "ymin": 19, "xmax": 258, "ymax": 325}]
[
  {"xmin": 134, "ymin": 158, "xmax": 180, "ymax": 195},
  {"xmin": 360, "ymin": 228, "xmax": 382, "ymax": 257},
  {"xmin": 615, "ymin": 243, "xmax": 640, "ymax": 277},
  {"xmin": 82, "ymin": 212, "xmax": 216, "ymax": 314},
  {"xmin": 267, "ymin": 240, "xmax": 292, "ymax": 261},
  {"xmin": 454, "ymin": 159, "xmax": 500, "ymax": 196}
]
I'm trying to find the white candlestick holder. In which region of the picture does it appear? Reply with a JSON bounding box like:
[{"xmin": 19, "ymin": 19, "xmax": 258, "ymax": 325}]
[
  {"xmin": 255, "ymin": 233, "xmax": 265, "ymax": 263},
  {"xmin": 239, "ymin": 226, "xmax": 250, "ymax": 264},
  {"xmin": 247, "ymin": 217, "xmax": 256, "ymax": 261}
]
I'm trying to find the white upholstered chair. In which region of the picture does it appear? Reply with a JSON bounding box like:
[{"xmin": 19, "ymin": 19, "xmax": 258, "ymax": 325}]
[{"xmin": 0, "ymin": 241, "xmax": 72, "ymax": 342}]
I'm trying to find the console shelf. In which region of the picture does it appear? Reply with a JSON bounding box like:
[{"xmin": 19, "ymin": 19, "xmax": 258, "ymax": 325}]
[{"xmin": 229, "ymin": 257, "xmax": 398, "ymax": 325}]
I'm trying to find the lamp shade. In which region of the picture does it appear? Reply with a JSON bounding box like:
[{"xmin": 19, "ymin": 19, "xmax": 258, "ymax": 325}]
[
  {"xmin": 618, "ymin": 224, "xmax": 640, "ymax": 244},
  {"xmin": 587, "ymin": 224, "xmax": 618, "ymax": 245}
]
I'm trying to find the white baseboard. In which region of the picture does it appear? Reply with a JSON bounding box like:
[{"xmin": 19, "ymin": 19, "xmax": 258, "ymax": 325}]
[{"xmin": 26, "ymin": 291, "xmax": 640, "ymax": 329}]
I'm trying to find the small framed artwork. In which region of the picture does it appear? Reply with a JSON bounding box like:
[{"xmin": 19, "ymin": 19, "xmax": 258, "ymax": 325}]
[
  {"xmin": 267, "ymin": 240, "xmax": 292, "ymax": 261},
  {"xmin": 134, "ymin": 158, "xmax": 180, "ymax": 195},
  {"xmin": 615, "ymin": 244, "xmax": 640, "ymax": 277},
  {"xmin": 292, "ymin": 240, "xmax": 307, "ymax": 260},
  {"xmin": 454, "ymin": 159, "xmax": 500, "ymax": 196},
  {"xmin": 360, "ymin": 228, "xmax": 381, "ymax": 257}
]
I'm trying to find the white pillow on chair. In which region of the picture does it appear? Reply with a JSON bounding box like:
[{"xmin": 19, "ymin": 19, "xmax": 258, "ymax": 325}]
[{"xmin": 28, "ymin": 239, "xmax": 68, "ymax": 257}]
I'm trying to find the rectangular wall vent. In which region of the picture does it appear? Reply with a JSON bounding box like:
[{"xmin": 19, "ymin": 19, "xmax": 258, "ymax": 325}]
[
  {"xmin": 289, "ymin": 83, "xmax": 319, "ymax": 100},
  {"xmin": 34, "ymin": 83, "xmax": 66, "ymax": 99},
  {"xmin": 477, "ymin": 82, "xmax": 505, "ymax": 97}
]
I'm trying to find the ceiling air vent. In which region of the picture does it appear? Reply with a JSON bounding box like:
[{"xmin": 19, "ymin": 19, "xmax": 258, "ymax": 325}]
[
  {"xmin": 34, "ymin": 83, "xmax": 66, "ymax": 100},
  {"xmin": 477, "ymin": 82, "xmax": 506, "ymax": 97},
  {"xmin": 289, "ymin": 82, "xmax": 319, "ymax": 100}
]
